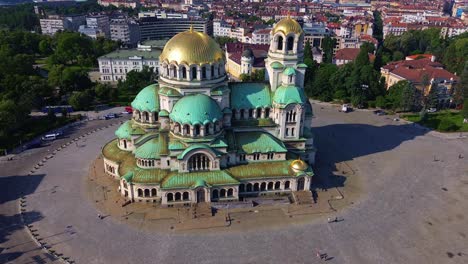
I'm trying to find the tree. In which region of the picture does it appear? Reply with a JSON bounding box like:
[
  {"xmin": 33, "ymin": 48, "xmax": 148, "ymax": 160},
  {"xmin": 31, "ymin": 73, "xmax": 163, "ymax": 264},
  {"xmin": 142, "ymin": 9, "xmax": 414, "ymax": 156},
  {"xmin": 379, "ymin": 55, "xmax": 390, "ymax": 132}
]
[
  {"xmin": 322, "ymin": 36, "xmax": 337, "ymax": 64},
  {"xmin": 94, "ymin": 83, "xmax": 113, "ymax": 101},
  {"xmin": 68, "ymin": 90, "xmax": 93, "ymax": 110},
  {"xmin": 459, "ymin": 62, "xmax": 468, "ymax": 119},
  {"xmin": 118, "ymin": 66, "xmax": 155, "ymax": 93},
  {"xmin": 426, "ymin": 84, "xmax": 439, "ymax": 109},
  {"xmin": 386, "ymin": 80, "xmax": 417, "ymax": 111}
]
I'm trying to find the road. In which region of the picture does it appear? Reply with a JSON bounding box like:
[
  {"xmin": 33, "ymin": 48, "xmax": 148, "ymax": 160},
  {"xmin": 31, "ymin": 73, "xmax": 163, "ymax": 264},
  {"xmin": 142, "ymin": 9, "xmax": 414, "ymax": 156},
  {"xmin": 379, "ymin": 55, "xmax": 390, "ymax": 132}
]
[{"xmin": 1, "ymin": 103, "xmax": 467, "ymax": 264}]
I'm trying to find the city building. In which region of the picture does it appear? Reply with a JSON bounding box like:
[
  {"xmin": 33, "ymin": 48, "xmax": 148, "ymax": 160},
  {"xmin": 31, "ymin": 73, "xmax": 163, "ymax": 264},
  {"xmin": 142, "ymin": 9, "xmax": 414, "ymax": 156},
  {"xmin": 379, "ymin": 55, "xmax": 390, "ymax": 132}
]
[
  {"xmin": 333, "ymin": 48, "xmax": 375, "ymax": 66},
  {"xmin": 97, "ymin": 45, "xmax": 160, "ymax": 82},
  {"xmin": 40, "ymin": 17, "xmax": 67, "ymax": 35},
  {"xmin": 102, "ymin": 17, "xmax": 316, "ymax": 205},
  {"xmin": 138, "ymin": 17, "xmax": 212, "ymax": 41},
  {"xmin": 110, "ymin": 17, "xmax": 140, "ymax": 47},
  {"xmin": 225, "ymin": 43, "xmax": 269, "ymax": 78},
  {"xmin": 40, "ymin": 15, "xmax": 85, "ymax": 35},
  {"xmin": 381, "ymin": 56, "xmax": 459, "ymax": 107},
  {"xmin": 86, "ymin": 15, "xmax": 110, "ymax": 38},
  {"xmin": 97, "ymin": 0, "xmax": 139, "ymax": 8},
  {"xmin": 252, "ymin": 28, "xmax": 272, "ymax": 45}
]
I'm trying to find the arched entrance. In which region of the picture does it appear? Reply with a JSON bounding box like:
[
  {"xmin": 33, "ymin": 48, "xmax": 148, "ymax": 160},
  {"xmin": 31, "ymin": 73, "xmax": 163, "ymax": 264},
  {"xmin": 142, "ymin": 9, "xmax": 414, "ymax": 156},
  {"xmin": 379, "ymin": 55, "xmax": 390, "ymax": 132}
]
[
  {"xmin": 196, "ymin": 188, "xmax": 205, "ymax": 203},
  {"xmin": 297, "ymin": 177, "xmax": 305, "ymax": 191}
]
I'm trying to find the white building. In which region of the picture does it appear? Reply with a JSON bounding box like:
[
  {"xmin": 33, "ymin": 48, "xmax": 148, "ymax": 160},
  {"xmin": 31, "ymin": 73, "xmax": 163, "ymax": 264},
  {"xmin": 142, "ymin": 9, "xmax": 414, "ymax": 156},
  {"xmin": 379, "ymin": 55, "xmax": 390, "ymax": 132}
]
[
  {"xmin": 252, "ymin": 28, "xmax": 271, "ymax": 45},
  {"xmin": 110, "ymin": 17, "xmax": 140, "ymax": 46},
  {"xmin": 40, "ymin": 17, "xmax": 66, "ymax": 35},
  {"xmin": 98, "ymin": 46, "xmax": 161, "ymax": 82}
]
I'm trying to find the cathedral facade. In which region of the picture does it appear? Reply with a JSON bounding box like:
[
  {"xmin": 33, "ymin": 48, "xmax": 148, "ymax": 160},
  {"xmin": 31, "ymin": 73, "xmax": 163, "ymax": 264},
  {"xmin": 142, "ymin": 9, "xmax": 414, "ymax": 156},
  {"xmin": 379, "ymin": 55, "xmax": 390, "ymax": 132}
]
[{"xmin": 102, "ymin": 17, "xmax": 316, "ymax": 205}]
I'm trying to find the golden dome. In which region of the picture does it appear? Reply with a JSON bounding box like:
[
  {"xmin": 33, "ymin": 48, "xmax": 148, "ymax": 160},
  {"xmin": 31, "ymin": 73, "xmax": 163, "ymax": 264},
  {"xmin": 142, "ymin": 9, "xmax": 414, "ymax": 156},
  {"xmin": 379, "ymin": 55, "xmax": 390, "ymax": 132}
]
[
  {"xmin": 159, "ymin": 29, "xmax": 224, "ymax": 65},
  {"xmin": 290, "ymin": 159, "xmax": 309, "ymax": 171},
  {"xmin": 272, "ymin": 17, "xmax": 303, "ymax": 35}
]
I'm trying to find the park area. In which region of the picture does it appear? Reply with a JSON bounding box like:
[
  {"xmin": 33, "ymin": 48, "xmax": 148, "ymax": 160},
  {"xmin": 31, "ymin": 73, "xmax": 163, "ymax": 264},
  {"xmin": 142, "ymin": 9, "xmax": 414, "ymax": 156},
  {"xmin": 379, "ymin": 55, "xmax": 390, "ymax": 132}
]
[{"xmin": 402, "ymin": 110, "xmax": 468, "ymax": 132}]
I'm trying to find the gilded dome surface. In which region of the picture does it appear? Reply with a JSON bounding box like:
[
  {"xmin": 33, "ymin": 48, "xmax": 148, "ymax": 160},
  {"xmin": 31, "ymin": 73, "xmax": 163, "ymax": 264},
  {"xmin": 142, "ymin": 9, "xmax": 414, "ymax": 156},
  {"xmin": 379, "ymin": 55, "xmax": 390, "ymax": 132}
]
[
  {"xmin": 290, "ymin": 159, "xmax": 308, "ymax": 171},
  {"xmin": 159, "ymin": 29, "xmax": 224, "ymax": 65},
  {"xmin": 272, "ymin": 17, "xmax": 303, "ymax": 35}
]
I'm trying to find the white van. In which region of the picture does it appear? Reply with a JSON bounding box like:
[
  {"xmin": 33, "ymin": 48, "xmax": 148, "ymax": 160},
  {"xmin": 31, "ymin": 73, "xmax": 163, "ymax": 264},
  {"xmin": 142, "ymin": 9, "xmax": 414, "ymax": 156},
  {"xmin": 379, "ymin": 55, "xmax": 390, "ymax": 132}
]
[{"xmin": 41, "ymin": 134, "xmax": 57, "ymax": 141}]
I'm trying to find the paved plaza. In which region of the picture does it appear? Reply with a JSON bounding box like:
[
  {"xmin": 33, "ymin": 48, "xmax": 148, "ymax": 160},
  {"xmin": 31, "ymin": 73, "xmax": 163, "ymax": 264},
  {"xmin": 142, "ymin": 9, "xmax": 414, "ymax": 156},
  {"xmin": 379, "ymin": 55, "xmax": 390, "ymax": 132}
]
[{"xmin": 1, "ymin": 103, "xmax": 468, "ymax": 263}]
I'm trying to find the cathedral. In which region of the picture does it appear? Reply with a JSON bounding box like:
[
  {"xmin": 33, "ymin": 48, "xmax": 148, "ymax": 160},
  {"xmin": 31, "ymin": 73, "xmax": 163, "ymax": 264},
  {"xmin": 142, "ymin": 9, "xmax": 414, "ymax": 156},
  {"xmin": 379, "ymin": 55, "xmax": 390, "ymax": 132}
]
[{"xmin": 102, "ymin": 16, "xmax": 316, "ymax": 205}]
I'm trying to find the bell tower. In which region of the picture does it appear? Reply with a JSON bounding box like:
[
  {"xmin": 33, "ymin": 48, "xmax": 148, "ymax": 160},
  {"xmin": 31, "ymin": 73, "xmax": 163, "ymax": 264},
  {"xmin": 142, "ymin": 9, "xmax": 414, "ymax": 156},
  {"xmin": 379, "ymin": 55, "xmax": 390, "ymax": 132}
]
[{"xmin": 265, "ymin": 15, "xmax": 305, "ymax": 92}]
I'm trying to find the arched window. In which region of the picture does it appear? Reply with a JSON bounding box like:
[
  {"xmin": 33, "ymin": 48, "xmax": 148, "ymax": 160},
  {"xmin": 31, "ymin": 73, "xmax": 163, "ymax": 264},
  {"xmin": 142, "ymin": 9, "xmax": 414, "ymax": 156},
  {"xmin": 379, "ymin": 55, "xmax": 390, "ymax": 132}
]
[
  {"xmin": 246, "ymin": 183, "xmax": 253, "ymax": 192},
  {"xmin": 260, "ymin": 182, "xmax": 266, "ymax": 191},
  {"xmin": 288, "ymin": 75, "xmax": 293, "ymax": 83},
  {"xmin": 285, "ymin": 181, "xmax": 290, "ymax": 189},
  {"xmin": 240, "ymin": 109, "xmax": 245, "ymax": 119},
  {"xmin": 254, "ymin": 183, "xmax": 260, "ymax": 192},
  {"xmin": 287, "ymin": 36, "xmax": 294, "ymax": 51},
  {"xmin": 227, "ymin": 188, "xmax": 233, "ymax": 197},
  {"xmin": 171, "ymin": 65, "xmax": 177, "ymax": 78},
  {"xmin": 144, "ymin": 112, "xmax": 149, "ymax": 122},
  {"xmin": 201, "ymin": 66, "xmax": 207, "ymax": 79},
  {"xmin": 212, "ymin": 189, "xmax": 219, "ymax": 199},
  {"xmin": 211, "ymin": 65, "xmax": 215, "ymax": 78},
  {"xmin": 188, "ymin": 153, "xmax": 211, "ymax": 171},
  {"xmin": 182, "ymin": 66, "xmax": 187, "ymax": 79},
  {"xmin": 214, "ymin": 121, "xmax": 220, "ymax": 132},
  {"xmin": 191, "ymin": 67, "xmax": 197, "ymax": 79},
  {"xmin": 248, "ymin": 109, "xmax": 253, "ymax": 118},
  {"xmin": 175, "ymin": 192, "xmax": 181, "ymax": 201},
  {"xmin": 205, "ymin": 123, "xmax": 210, "ymax": 135},
  {"xmin": 144, "ymin": 189, "xmax": 150, "ymax": 197},
  {"xmin": 265, "ymin": 108, "xmax": 270, "ymax": 118},
  {"xmin": 277, "ymin": 36, "xmax": 284, "ymax": 50},
  {"xmin": 256, "ymin": 108, "xmax": 261, "ymax": 118},
  {"xmin": 167, "ymin": 193, "xmax": 173, "ymax": 201},
  {"xmin": 220, "ymin": 189, "xmax": 226, "ymax": 197},
  {"xmin": 239, "ymin": 184, "xmax": 245, "ymax": 193},
  {"xmin": 267, "ymin": 182, "xmax": 274, "ymax": 190},
  {"xmin": 183, "ymin": 192, "xmax": 189, "ymax": 200},
  {"xmin": 183, "ymin": 124, "xmax": 190, "ymax": 135},
  {"xmin": 151, "ymin": 189, "xmax": 157, "ymax": 196},
  {"xmin": 138, "ymin": 189, "xmax": 143, "ymax": 197},
  {"xmin": 275, "ymin": 181, "xmax": 281, "ymax": 190},
  {"xmin": 194, "ymin": 124, "xmax": 200, "ymax": 136},
  {"xmin": 123, "ymin": 140, "xmax": 127, "ymax": 149}
]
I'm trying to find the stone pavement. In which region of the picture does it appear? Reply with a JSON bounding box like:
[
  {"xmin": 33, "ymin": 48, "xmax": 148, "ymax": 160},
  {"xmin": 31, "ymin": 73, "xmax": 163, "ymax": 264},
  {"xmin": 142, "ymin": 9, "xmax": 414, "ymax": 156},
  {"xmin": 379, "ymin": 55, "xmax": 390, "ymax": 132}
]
[{"xmin": 1, "ymin": 103, "xmax": 467, "ymax": 264}]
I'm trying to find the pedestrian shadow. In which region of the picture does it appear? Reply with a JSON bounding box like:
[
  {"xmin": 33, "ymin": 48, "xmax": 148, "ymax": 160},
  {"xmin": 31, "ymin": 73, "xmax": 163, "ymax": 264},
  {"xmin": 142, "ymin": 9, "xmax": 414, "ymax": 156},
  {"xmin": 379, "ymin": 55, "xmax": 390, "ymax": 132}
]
[{"xmin": 311, "ymin": 123, "xmax": 428, "ymax": 190}]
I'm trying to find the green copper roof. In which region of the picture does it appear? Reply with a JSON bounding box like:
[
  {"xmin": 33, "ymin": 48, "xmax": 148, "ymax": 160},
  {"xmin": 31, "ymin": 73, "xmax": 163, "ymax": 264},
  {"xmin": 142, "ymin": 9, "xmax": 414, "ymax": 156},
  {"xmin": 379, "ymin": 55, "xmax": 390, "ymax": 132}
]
[
  {"xmin": 133, "ymin": 168, "xmax": 169, "ymax": 183},
  {"xmin": 235, "ymin": 131, "xmax": 287, "ymax": 153},
  {"xmin": 211, "ymin": 85, "xmax": 229, "ymax": 96},
  {"xmin": 134, "ymin": 133, "xmax": 169, "ymax": 159},
  {"xmin": 169, "ymin": 140, "xmax": 186, "ymax": 150},
  {"xmin": 177, "ymin": 144, "xmax": 221, "ymax": 159},
  {"xmin": 131, "ymin": 84, "xmax": 160, "ymax": 112},
  {"xmin": 283, "ymin": 67, "xmax": 296, "ymax": 75},
  {"xmin": 229, "ymin": 83, "xmax": 271, "ymax": 109},
  {"xmin": 271, "ymin": 61, "xmax": 284, "ymax": 69},
  {"xmin": 193, "ymin": 179, "xmax": 209, "ymax": 188},
  {"xmin": 158, "ymin": 86, "xmax": 181, "ymax": 97},
  {"xmin": 273, "ymin": 85, "xmax": 307, "ymax": 107},
  {"xmin": 297, "ymin": 63, "xmax": 308, "ymax": 68},
  {"xmin": 159, "ymin": 109, "xmax": 169, "ymax": 117},
  {"xmin": 115, "ymin": 120, "xmax": 145, "ymax": 139},
  {"xmin": 161, "ymin": 170, "xmax": 239, "ymax": 189},
  {"xmin": 170, "ymin": 94, "xmax": 222, "ymax": 125},
  {"xmin": 122, "ymin": 171, "xmax": 134, "ymax": 182},
  {"xmin": 227, "ymin": 160, "xmax": 313, "ymax": 180},
  {"xmin": 102, "ymin": 139, "xmax": 132, "ymax": 161}
]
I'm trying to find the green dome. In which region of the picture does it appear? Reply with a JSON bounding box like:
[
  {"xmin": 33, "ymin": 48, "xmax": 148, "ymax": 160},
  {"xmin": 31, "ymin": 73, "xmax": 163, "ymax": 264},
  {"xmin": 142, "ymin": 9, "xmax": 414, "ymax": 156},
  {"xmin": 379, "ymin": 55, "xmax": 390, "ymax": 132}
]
[
  {"xmin": 131, "ymin": 84, "xmax": 160, "ymax": 112},
  {"xmin": 115, "ymin": 120, "xmax": 144, "ymax": 139},
  {"xmin": 170, "ymin": 94, "xmax": 222, "ymax": 125},
  {"xmin": 283, "ymin": 67, "xmax": 296, "ymax": 76},
  {"xmin": 273, "ymin": 85, "xmax": 307, "ymax": 107}
]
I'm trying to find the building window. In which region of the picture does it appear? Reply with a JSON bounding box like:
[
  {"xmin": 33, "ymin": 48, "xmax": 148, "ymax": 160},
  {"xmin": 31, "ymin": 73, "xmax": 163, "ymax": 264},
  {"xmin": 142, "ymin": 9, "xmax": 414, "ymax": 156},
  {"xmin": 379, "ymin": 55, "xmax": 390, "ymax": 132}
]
[
  {"xmin": 188, "ymin": 153, "xmax": 211, "ymax": 171},
  {"xmin": 287, "ymin": 36, "xmax": 294, "ymax": 51},
  {"xmin": 239, "ymin": 154, "xmax": 246, "ymax": 161},
  {"xmin": 277, "ymin": 36, "xmax": 283, "ymax": 50},
  {"xmin": 191, "ymin": 67, "xmax": 197, "ymax": 79},
  {"xmin": 202, "ymin": 66, "xmax": 207, "ymax": 79}
]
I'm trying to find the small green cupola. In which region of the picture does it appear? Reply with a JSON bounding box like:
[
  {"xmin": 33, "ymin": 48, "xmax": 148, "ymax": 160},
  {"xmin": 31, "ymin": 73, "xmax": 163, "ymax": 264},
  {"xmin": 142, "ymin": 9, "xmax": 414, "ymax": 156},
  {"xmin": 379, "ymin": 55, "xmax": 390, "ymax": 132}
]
[
  {"xmin": 273, "ymin": 85, "xmax": 307, "ymax": 108},
  {"xmin": 131, "ymin": 84, "xmax": 160, "ymax": 113}
]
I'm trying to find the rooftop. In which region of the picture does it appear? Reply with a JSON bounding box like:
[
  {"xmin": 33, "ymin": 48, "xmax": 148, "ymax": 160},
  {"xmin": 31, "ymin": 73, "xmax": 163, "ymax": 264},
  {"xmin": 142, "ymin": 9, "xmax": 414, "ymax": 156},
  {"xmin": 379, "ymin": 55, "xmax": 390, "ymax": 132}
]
[{"xmin": 99, "ymin": 49, "xmax": 161, "ymax": 60}]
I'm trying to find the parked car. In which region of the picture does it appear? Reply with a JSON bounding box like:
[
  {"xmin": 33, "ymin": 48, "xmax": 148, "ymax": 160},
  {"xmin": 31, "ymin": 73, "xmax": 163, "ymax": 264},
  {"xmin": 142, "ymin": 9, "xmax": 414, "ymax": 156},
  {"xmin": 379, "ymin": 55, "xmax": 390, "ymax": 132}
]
[
  {"xmin": 427, "ymin": 108, "xmax": 437, "ymax": 113},
  {"xmin": 373, "ymin": 110, "xmax": 387, "ymax": 116},
  {"xmin": 104, "ymin": 113, "xmax": 119, "ymax": 119},
  {"xmin": 340, "ymin": 104, "xmax": 352, "ymax": 113},
  {"xmin": 41, "ymin": 132, "xmax": 62, "ymax": 141}
]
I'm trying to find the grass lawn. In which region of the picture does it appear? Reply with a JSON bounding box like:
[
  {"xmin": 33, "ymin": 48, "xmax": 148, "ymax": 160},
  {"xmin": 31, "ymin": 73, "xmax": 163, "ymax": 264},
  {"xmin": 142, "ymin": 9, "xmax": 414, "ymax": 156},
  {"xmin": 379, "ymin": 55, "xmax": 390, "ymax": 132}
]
[
  {"xmin": 402, "ymin": 110, "xmax": 468, "ymax": 132},
  {"xmin": 0, "ymin": 115, "xmax": 81, "ymax": 151}
]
